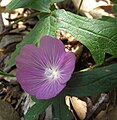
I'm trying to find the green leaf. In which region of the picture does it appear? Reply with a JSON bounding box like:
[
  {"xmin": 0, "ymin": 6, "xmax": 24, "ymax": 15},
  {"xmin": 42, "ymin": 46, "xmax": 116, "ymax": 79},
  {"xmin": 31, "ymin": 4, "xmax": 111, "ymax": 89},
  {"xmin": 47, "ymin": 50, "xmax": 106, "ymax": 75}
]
[
  {"xmin": 31, "ymin": 96, "xmax": 42, "ymax": 103},
  {"xmin": 110, "ymin": 0, "xmax": 117, "ymax": 4},
  {"xmin": 52, "ymin": 0, "xmax": 63, "ymax": 2},
  {"xmin": 8, "ymin": 13, "xmax": 57, "ymax": 66},
  {"xmin": 65, "ymin": 64, "xmax": 117, "ymax": 96},
  {"xmin": 52, "ymin": 92, "xmax": 73, "ymax": 120},
  {"xmin": 24, "ymin": 99, "xmax": 53, "ymax": 120},
  {"xmin": 110, "ymin": 1, "xmax": 117, "ymax": 15},
  {"xmin": 52, "ymin": 9, "xmax": 117, "ymax": 63},
  {"xmin": 100, "ymin": 16, "xmax": 117, "ymax": 23},
  {"xmin": 6, "ymin": 0, "xmax": 50, "ymax": 12},
  {"xmin": 8, "ymin": 9, "xmax": 117, "ymax": 66},
  {"xmin": 112, "ymin": 4, "xmax": 117, "ymax": 15},
  {"xmin": 6, "ymin": 0, "xmax": 63, "ymax": 12}
]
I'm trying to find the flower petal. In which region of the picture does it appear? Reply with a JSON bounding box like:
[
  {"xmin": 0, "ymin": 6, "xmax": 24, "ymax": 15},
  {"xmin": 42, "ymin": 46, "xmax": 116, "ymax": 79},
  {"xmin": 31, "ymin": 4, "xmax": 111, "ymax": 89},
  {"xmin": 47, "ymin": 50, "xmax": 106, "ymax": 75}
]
[
  {"xmin": 16, "ymin": 44, "xmax": 46, "ymax": 70},
  {"xmin": 58, "ymin": 52, "xmax": 76, "ymax": 84},
  {"xmin": 39, "ymin": 36, "xmax": 66, "ymax": 66},
  {"xmin": 36, "ymin": 80, "xmax": 66, "ymax": 99},
  {"xmin": 16, "ymin": 66, "xmax": 47, "ymax": 95}
]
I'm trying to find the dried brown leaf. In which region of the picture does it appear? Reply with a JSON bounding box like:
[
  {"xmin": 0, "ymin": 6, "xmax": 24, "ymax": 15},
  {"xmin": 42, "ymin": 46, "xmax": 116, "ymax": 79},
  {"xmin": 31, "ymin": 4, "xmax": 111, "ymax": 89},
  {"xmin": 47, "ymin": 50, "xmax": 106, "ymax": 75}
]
[
  {"xmin": 70, "ymin": 97, "xmax": 87, "ymax": 120},
  {"xmin": 0, "ymin": 99, "xmax": 20, "ymax": 120}
]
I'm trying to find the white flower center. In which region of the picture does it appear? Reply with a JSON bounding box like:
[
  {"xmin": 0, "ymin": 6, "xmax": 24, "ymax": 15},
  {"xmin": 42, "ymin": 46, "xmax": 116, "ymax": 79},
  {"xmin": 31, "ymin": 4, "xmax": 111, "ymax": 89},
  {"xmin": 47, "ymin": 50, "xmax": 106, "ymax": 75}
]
[{"xmin": 45, "ymin": 66, "xmax": 60, "ymax": 80}]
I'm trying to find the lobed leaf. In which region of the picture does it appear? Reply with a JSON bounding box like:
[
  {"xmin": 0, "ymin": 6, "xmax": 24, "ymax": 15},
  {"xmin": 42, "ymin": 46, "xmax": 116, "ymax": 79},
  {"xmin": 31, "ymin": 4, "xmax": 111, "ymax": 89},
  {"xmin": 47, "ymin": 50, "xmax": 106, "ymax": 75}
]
[
  {"xmin": 8, "ymin": 9, "xmax": 117, "ymax": 66},
  {"xmin": 65, "ymin": 64, "xmax": 117, "ymax": 96},
  {"xmin": 52, "ymin": 9, "xmax": 117, "ymax": 63}
]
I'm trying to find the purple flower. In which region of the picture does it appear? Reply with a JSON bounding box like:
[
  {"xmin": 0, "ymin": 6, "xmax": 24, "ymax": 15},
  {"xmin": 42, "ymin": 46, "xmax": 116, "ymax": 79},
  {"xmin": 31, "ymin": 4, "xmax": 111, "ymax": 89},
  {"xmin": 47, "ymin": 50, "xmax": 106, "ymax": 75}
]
[{"xmin": 16, "ymin": 36, "xmax": 75, "ymax": 99}]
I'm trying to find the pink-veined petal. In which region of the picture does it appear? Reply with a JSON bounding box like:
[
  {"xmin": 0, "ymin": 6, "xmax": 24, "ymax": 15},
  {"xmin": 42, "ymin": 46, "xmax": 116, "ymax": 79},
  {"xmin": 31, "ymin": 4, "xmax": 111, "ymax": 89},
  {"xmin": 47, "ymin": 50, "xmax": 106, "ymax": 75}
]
[
  {"xmin": 39, "ymin": 36, "xmax": 66, "ymax": 66},
  {"xmin": 58, "ymin": 52, "xmax": 76, "ymax": 84},
  {"xmin": 16, "ymin": 44, "xmax": 49, "ymax": 70},
  {"xmin": 16, "ymin": 67, "xmax": 46, "ymax": 95},
  {"xmin": 36, "ymin": 80, "xmax": 66, "ymax": 99}
]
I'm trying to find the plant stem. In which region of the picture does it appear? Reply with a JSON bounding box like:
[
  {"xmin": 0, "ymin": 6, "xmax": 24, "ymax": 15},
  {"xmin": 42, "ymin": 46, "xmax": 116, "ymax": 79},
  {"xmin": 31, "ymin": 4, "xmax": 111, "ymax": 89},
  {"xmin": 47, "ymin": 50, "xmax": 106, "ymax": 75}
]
[
  {"xmin": 80, "ymin": 56, "xmax": 115, "ymax": 72},
  {"xmin": 92, "ymin": 56, "xmax": 115, "ymax": 69},
  {"xmin": 77, "ymin": 0, "xmax": 84, "ymax": 14}
]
